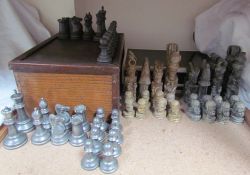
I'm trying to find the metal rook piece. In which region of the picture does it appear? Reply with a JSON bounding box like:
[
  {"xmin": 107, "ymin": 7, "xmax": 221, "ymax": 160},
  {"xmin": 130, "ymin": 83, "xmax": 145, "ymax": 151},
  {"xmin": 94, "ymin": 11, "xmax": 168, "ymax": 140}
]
[
  {"xmin": 1, "ymin": 107, "xmax": 28, "ymax": 150},
  {"xmin": 11, "ymin": 90, "xmax": 34, "ymax": 133},
  {"xmin": 31, "ymin": 108, "xmax": 51, "ymax": 145}
]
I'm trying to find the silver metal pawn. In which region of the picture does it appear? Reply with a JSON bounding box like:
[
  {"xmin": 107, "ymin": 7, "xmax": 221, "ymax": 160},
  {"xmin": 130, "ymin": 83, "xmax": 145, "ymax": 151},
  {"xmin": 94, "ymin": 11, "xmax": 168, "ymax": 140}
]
[{"xmin": 39, "ymin": 98, "xmax": 51, "ymax": 130}]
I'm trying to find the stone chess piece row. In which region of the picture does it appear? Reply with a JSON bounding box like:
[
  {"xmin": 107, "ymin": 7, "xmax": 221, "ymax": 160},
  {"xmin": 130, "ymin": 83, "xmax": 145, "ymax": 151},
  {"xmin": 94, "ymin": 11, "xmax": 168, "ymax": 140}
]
[
  {"xmin": 97, "ymin": 21, "xmax": 119, "ymax": 63},
  {"xmin": 58, "ymin": 6, "xmax": 108, "ymax": 41},
  {"xmin": 184, "ymin": 45, "xmax": 246, "ymax": 102},
  {"xmin": 187, "ymin": 93, "xmax": 245, "ymax": 124}
]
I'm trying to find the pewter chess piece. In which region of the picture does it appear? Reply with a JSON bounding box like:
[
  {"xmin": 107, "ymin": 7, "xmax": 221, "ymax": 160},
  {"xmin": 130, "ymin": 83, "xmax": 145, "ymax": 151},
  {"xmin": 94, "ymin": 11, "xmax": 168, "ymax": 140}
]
[
  {"xmin": 69, "ymin": 16, "xmax": 83, "ymax": 40},
  {"xmin": 58, "ymin": 17, "xmax": 70, "ymax": 39},
  {"xmin": 55, "ymin": 104, "xmax": 71, "ymax": 130},
  {"xmin": 217, "ymin": 101, "xmax": 230, "ymax": 123},
  {"xmin": 1, "ymin": 107, "xmax": 28, "ymax": 150},
  {"xmin": 81, "ymin": 139, "xmax": 100, "ymax": 171},
  {"xmin": 11, "ymin": 90, "xmax": 34, "ymax": 133},
  {"xmin": 135, "ymin": 98, "xmax": 147, "ymax": 119},
  {"xmin": 167, "ymin": 100, "xmax": 182, "ymax": 122},
  {"xmin": 202, "ymin": 100, "xmax": 216, "ymax": 123},
  {"xmin": 123, "ymin": 91, "xmax": 135, "ymax": 118},
  {"xmin": 100, "ymin": 143, "xmax": 118, "ymax": 174},
  {"xmin": 83, "ymin": 12, "xmax": 95, "ymax": 40},
  {"xmin": 230, "ymin": 101, "xmax": 245, "ymax": 124},
  {"xmin": 187, "ymin": 99, "xmax": 201, "ymax": 121},
  {"xmin": 164, "ymin": 52, "xmax": 181, "ymax": 100},
  {"xmin": 39, "ymin": 98, "xmax": 51, "ymax": 130},
  {"xmin": 125, "ymin": 51, "xmax": 137, "ymax": 100},
  {"xmin": 69, "ymin": 114, "xmax": 87, "ymax": 147},
  {"xmin": 94, "ymin": 6, "xmax": 106, "ymax": 41},
  {"xmin": 50, "ymin": 114, "xmax": 69, "ymax": 146},
  {"xmin": 198, "ymin": 60, "xmax": 211, "ymax": 99},
  {"xmin": 90, "ymin": 126, "xmax": 105, "ymax": 142},
  {"xmin": 31, "ymin": 108, "xmax": 51, "ymax": 145},
  {"xmin": 229, "ymin": 95, "xmax": 240, "ymax": 108},
  {"xmin": 108, "ymin": 129, "xmax": 123, "ymax": 145},
  {"xmin": 139, "ymin": 57, "xmax": 151, "ymax": 97},
  {"xmin": 95, "ymin": 108, "xmax": 109, "ymax": 131},
  {"xmin": 152, "ymin": 90, "xmax": 167, "ymax": 119},
  {"xmin": 110, "ymin": 118, "xmax": 123, "ymax": 131},
  {"xmin": 74, "ymin": 105, "xmax": 90, "ymax": 132},
  {"xmin": 151, "ymin": 61, "xmax": 164, "ymax": 97}
]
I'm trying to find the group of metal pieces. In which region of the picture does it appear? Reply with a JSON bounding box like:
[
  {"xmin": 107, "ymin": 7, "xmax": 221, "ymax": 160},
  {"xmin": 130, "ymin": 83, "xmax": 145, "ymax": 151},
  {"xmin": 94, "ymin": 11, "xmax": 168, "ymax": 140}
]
[
  {"xmin": 184, "ymin": 45, "xmax": 246, "ymax": 124},
  {"xmin": 123, "ymin": 43, "xmax": 182, "ymax": 122},
  {"xmin": 57, "ymin": 6, "xmax": 119, "ymax": 63},
  {"xmin": 1, "ymin": 90, "xmax": 123, "ymax": 174}
]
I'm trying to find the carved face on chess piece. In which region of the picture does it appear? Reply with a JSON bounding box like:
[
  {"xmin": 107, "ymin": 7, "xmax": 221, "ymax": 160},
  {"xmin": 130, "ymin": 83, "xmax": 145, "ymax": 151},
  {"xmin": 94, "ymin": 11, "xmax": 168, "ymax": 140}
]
[
  {"xmin": 231, "ymin": 101, "xmax": 245, "ymax": 124},
  {"xmin": 217, "ymin": 101, "xmax": 230, "ymax": 123},
  {"xmin": 136, "ymin": 98, "xmax": 147, "ymax": 119},
  {"xmin": 139, "ymin": 58, "xmax": 151, "ymax": 96},
  {"xmin": 123, "ymin": 97, "xmax": 135, "ymax": 118},
  {"xmin": 203, "ymin": 100, "xmax": 216, "ymax": 123},
  {"xmin": 188, "ymin": 99, "xmax": 201, "ymax": 121}
]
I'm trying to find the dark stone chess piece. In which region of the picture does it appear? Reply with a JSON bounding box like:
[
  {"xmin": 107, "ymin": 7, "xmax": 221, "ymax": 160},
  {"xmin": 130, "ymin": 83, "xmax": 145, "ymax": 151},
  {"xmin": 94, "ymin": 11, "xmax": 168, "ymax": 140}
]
[
  {"xmin": 97, "ymin": 37, "xmax": 112, "ymax": 63},
  {"xmin": 100, "ymin": 142, "xmax": 118, "ymax": 174},
  {"xmin": 198, "ymin": 60, "xmax": 211, "ymax": 98},
  {"xmin": 69, "ymin": 16, "xmax": 83, "ymax": 40},
  {"xmin": 94, "ymin": 6, "xmax": 106, "ymax": 41},
  {"xmin": 69, "ymin": 114, "xmax": 87, "ymax": 147},
  {"xmin": 83, "ymin": 12, "xmax": 95, "ymax": 40},
  {"xmin": 55, "ymin": 104, "xmax": 71, "ymax": 130},
  {"xmin": 31, "ymin": 108, "xmax": 51, "ymax": 145},
  {"xmin": 39, "ymin": 98, "xmax": 51, "ymax": 130},
  {"xmin": 58, "ymin": 17, "xmax": 70, "ymax": 39},
  {"xmin": 50, "ymin": 114, "xmax": 69, "ymax": 146},
  {"xmin": 11, "ymin": 90, "xmax": 34, "ymax": 133},
  {"xmin": 81, "ymin": 139, "xmax": 100, "ymax": 171},
  {"xmin": 1, "ymin": 107, "xmax": 27, "ymax": 150}
]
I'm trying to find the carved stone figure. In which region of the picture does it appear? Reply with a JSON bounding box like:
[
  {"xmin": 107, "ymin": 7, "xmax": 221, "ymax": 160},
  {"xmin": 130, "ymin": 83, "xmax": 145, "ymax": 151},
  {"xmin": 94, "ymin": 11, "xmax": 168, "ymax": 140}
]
[
  {"xmin": 202, "ymin": 100, "xmax": 216, "ymax": 123},
  {"xmin": 188, "ymin": 93, "xmax": 198, "ymax": 108},
  {"xmin": 165, "ymin": 52, "xmax": 181, "ymax": 100},
  {"xmin": 135, "ymin": 98, "xmax": 147, "ymax": 119},
  {"xmin": 142, "ymin": 90, "xmax": 151, "ymax": 110},
  {"xmin": 94, "ymin": 6, "xmax": 106, "ymax": 41},
  {"xmin": 213, "ymin": 95, "xmax": 223, "ymax": 120},
  {"xmin": 125, "ymin": 51, "xmax": 137, "ymax": 99},
  {"xmin": 187, "ymin": 99, "xmax": 201, "ymax": 121},
  {"xmin": 139, "ymin": 58, "xmax": 151, "ymax": 96},
  {"xmin": 151, "ymin": 61, "xmax": 163, "ymax": 97},
  {"xmin": 198, "ymin": 60, "xmax": 211, "ymax": 98},
  {"xmin": 166, "ymin": 43, "xmax": 179, "ymax": 67},
  {"xmin": 230, "ymin": 101, "xmax": 245, "ymax": 124},
  {"xmin": 217, "ymin": 101, "xmax": 230, "ymax": 123},
  {"xmin": 123, "ymin": 91, "xmax": 135, "ymax": 118},
  {"xmin": 83, "ymin": 12, "xmax": 94, "ymax": 40},
  {"xmin": 167, "ymin": 100, "xmax": 181, "ymax": 122},
  {"xmin": 229, "ymin": 95, "xmax": 240, "ymax": 107},
  {"xmin": 74, "ymin": 104, "xmax": 90, "ymax": 132},
  {"xmin": 69, "ymin": 16, "xmax": 83, "ymax": 40},
  {"xmin": 153, "ymin": 90, "xmax": 167, "ymax": 119}
]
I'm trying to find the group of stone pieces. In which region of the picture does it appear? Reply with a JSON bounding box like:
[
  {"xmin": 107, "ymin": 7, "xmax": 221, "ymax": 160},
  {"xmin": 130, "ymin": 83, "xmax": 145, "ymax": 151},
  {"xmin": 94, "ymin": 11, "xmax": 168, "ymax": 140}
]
[
  {"xmin": 187, "ymin": 93, "xmax": 245, "ymax": 124},
  {"xmin": 123, "ymin": 43, "xmax": 182, "ymax": 121},
  {"xmin": 184, "ymin": 45, "xmax": 246, "ymax": 102},
  {"xmin": 97, "ymin": 21, "xmax": 119, "ymax": 63},
  {"xmin": 81, "ymin": 108, "xmax": 123, "ymax": 174},
  {"xmin": 58, "ymin": 6, "xmax": 107, "ymax": 41}
]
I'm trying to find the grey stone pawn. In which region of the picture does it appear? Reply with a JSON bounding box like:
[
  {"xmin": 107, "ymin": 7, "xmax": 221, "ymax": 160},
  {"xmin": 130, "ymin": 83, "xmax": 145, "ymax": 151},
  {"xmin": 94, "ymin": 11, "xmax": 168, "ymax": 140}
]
[
  {"xmin": 74, "ymin": 104, "xmax": 90, "ymax": 132},
  {"xmin": 1, "ymin": 107, "xmax": 28, "ymax": 150},
  {"xmin": 69, "ymin": 114, "xmax": 87, "ymax": 147},
  {"xmin": 11, "ymin": 90, "xmax": 34, "ymax": 133},
  {"xmin": 31, "ymin": 108, "xmax": 51, "ymax": 145},
  {"xmin": 81, "ymin": 139, "xmax": 100, "ymax": 171},
  {"xmin": 97, "ymin": 37, "xmax": 112, "ymax": 63},
  {"xmin": 50, "ymin": 114, "xmax": 70, "ymax": 146},
  {"xmin": 39, "ymin": 98, "xmax": 51, "ymax": 130},
  {"xmin": 100, "ymin": 143, "xmax": 118, "ymax": 174}
]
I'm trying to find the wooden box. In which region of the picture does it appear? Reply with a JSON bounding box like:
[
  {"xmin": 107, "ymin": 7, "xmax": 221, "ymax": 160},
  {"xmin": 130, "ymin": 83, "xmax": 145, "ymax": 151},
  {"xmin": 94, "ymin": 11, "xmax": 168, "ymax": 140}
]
[{"xmin": 9, "ymin": 34, "xmax": 125, "ymax": 121}]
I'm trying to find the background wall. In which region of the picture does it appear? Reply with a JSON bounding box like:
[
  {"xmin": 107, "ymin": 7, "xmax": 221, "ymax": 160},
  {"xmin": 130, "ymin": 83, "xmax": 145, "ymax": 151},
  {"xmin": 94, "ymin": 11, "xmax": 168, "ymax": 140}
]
[
  {"xmin": 75, "ymin": 0, "xmax": 219, "ymax": 50},
  {"xmin": 24, "ymin": 0, "xmax": 75, "ymax": 34}
]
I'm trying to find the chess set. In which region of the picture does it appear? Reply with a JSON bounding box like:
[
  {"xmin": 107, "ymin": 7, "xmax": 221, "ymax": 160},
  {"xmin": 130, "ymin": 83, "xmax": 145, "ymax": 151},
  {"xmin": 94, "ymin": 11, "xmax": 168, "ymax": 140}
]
[
  {"xmin": 1, "ymin": 90, "xmax": 123, "ymax": 174},
  {"xmin": 122, "ymin": 44, "xmax": 246, "ymax": 124}
]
